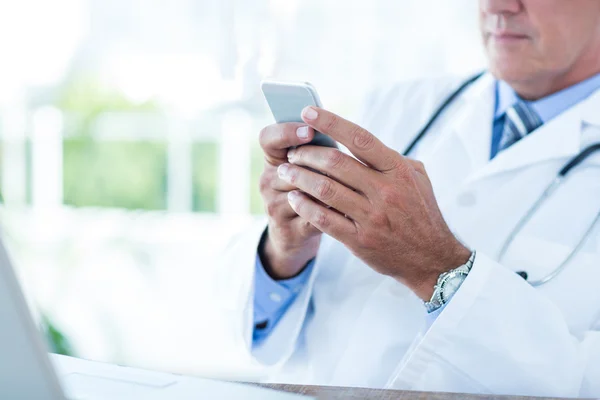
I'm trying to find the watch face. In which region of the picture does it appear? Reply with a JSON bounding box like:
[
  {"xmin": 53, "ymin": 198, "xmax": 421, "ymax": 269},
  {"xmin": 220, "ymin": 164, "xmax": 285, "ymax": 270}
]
[{"xmin": 440, "ymin": 273, "xmax": 467, "ymax": 302}]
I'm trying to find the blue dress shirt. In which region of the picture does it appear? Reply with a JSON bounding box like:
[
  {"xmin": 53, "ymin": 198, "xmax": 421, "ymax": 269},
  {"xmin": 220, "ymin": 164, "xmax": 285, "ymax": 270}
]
[{"xmin": 253, "ymin": 72, "xmax": 600, "ymax": 344}]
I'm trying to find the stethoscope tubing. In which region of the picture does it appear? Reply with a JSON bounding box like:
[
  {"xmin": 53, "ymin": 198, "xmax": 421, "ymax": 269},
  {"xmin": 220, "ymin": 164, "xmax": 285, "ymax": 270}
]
[{"xmin": 498, "ymin": 144, "xmax": 600, "ymax": 286}]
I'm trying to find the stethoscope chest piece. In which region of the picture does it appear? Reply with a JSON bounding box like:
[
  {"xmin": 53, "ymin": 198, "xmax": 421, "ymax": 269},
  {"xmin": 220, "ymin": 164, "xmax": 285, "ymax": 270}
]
[{"xmin": 516, "ymin": 271, "xmax": 529, "ymax": 281}]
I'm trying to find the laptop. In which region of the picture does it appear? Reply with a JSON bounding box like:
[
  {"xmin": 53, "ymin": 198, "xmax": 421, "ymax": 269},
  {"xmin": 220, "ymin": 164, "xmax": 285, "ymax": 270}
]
[{"xmin": 0, "ymin": 232, "xmax": 310, "ymax": 400}]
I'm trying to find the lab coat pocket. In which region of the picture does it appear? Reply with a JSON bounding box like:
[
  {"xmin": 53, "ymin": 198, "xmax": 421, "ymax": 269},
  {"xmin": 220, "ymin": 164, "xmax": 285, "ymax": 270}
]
[
  {"xmin": 327, "ymin": 277, "xmax": 424, "ymax": 388},
  {"xmin": 499, "ymin": 233, "xmax": 600, "ymax": 334},
  {"xmin": 499, "ymin": 234, "xmax": 598, "ymax": 283}
]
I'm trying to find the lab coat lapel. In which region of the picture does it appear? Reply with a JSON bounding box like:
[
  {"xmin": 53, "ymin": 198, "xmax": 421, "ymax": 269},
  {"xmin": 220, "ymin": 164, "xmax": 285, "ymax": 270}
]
[
  {"xmin": 417, "ymin": 73, "xmax": 495, "ymax": 199},
  {"xmin": 465, "ymin": 88, "xmax": 600, "ymax": 184},
  {"xmin": 448, "ymin": 73, "xmax": 497, "ymax": 173}
]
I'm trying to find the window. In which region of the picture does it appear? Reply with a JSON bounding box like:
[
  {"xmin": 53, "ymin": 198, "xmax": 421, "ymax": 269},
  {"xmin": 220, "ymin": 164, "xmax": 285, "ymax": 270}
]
[{"xmin": 0, "ymin": 0, "xmax": 485, "ymax": 371}]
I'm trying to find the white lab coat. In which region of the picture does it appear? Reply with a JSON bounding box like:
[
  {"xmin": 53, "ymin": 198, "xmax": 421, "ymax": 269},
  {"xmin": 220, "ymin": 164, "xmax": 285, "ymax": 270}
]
[{"xmin": 215, "ymin": 73, "xmax": 600, "ymax": 397}]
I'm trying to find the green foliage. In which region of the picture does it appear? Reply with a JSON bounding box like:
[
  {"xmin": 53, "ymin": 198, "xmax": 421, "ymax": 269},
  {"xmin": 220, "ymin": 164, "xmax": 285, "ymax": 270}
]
[
  {"xmin": 250, "ymin": 144, "xmax": 265, "ymax": 214},
  {"xmin": 192, "ymin": 143, "xmax": 218, "ymax": 212},
  {"xmin": 63, "ymin": 139, "xmax": 168, "ymax": 210},
  {"xmin": 56, "ymin": 76, "xmax": 166, "ymax": 210},
  {"xmin": 56, "ymin": 74, "xmax": 158, "ymax": 137},
  {"xmin": 56, "ymin": 75, "xmax": 222, "ymax": 212},
  {"xmin": 56, "ymin": 74, "xmax": 170, "ymax": 210},
  {"xmin": 0, "ymin": 143, "xmax": 3, "ymax": 203},
  {"xmin": 41, "ymin": 315, "xmax": 74, "ymax": 356}
]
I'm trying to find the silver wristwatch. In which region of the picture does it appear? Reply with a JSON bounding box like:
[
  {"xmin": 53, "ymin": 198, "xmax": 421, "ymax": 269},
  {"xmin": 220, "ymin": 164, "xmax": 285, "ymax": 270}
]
[{"xmin": 424, "ymin": 251, "xmax": 476, "ymax": 313}]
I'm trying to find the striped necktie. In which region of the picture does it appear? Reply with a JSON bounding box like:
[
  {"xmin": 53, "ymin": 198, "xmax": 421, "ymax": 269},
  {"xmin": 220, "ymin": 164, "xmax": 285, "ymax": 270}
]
[{"xmin": 497, "ymin": 101, "xmax": 543, "ymax": 154}]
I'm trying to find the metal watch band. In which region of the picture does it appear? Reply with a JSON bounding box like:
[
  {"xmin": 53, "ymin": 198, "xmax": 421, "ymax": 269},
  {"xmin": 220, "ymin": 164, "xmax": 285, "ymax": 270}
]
[{"xmin": 424, "ymin": 251, "xmax": 477, "ymax": 313}]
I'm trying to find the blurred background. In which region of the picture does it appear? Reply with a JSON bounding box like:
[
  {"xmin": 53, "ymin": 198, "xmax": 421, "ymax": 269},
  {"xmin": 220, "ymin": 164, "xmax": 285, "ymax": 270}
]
[{"xmin": 0, "ymin": 0, "xmax": 485, "ymax": 378}]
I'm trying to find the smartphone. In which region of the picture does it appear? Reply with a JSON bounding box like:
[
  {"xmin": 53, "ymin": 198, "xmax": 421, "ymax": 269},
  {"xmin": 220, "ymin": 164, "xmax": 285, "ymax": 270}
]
[{"xmin": 261, "ymin": 80, "xmax": 338, "ymax": 148}]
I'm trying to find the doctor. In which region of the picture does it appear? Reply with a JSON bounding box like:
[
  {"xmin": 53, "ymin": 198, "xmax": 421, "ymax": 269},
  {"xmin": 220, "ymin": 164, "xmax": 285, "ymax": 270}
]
[{"xmin": 217, "ymin": 0, "xmax": 600, "ymax": 396}]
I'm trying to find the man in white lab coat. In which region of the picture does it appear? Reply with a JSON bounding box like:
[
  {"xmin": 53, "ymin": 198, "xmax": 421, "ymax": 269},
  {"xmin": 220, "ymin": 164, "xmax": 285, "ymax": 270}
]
[{"xmin": 216, "ymin": 0, "xmax": 600, "ymax": 396}]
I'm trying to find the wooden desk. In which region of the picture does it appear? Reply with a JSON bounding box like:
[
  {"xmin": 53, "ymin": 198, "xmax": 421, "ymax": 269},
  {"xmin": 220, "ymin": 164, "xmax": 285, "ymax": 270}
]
[
  {"xmin": 258, "ymin": 384, "xmax": 574, "ymax": 400},
  {"xmin": 52, "ymin": 355, "xmax": 583, "ymax": 400}
]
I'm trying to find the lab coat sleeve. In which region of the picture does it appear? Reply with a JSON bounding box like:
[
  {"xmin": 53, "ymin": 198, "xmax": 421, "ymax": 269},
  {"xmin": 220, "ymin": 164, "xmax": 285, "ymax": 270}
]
[
  {"xmin": 386, "ymin": 252, "xmax": 600, "ymax": 397},
  {"xmin": 215, "ymin": 218, "xmax": 320, "ymax": 367}
]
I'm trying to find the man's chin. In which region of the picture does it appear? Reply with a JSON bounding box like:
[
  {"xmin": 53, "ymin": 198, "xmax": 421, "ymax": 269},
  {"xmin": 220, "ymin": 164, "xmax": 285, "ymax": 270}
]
[{"xmin": 488, "ymin": 58, "xmax": 536, "ymax": 85}]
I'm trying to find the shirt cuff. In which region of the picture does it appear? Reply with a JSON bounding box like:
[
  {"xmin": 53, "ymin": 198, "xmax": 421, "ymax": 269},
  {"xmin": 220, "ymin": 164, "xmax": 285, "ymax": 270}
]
[
  {"xmin": 253, "ymin": 255, "xmax": 315, "ymax": 345},
  {"xmin": 254, "ymin": 255, "xmax": 314, "ymax": 316}
]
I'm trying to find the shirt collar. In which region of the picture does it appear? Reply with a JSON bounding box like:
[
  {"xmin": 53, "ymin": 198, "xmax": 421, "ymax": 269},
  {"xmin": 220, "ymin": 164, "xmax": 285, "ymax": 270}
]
[{"xmin": 494, "ymin": 72, "xmax": 600, "ymax": 123}]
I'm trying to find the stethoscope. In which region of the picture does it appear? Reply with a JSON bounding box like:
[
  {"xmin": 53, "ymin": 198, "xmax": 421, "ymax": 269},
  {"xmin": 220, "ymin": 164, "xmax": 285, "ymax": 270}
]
[{"xmin": 403, "ymin": 72, "xmax": 600, "ymax": 287}]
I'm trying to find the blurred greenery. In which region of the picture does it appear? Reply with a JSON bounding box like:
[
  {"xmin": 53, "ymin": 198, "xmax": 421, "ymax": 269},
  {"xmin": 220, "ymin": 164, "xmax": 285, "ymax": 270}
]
[
  {"xmin": 56, "ymin": 74, "xmax": 159, "ymax": 129},
  {"xmin": 41, "ymin": 315, "xmax": 75, "ymax": 356},
  {"xmin": 0, "ymin": 143, "xmax": 3, "ymax": 202},
  {"xmin": 0, "ymin": 78, "xmax": 271, "ymax": 358},
  {"xmin": 250, "ymin": 145, "xmax": 264, "ymax": 214},
  {"xmin": 192, "ymin": 142, "xmax": 218, "ymax": 212},
  {"xmin": 54, "ymin": 74, "xmax": 266, "ymax": 213},
  {"xmin": 63, "ymin": 139, "xmax": 168, "ymax": 210},
  {"xmin": 57, "ymin": 74, "xmax": 172, "ymax": 210}
]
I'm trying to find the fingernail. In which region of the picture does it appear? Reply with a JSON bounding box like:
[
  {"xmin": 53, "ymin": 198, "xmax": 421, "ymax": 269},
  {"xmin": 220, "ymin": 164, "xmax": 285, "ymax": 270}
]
[
  {"xmin": 287, "ymin": 148, "xmax": 296, "ymax": 161},
  {"xmin": 296, "ymin": 126, "xmax": 309, "ymax": 139},
  {"xmin": 277, "ymin": 163, "xmax": 290, "ymax": 179},
  {"xmin": 288, "ymin": 191, "xmax": 301, "ymax": 207},
  {"xmin": 302, "ymin": 107, "xmax": 318, "ymax": 121}
]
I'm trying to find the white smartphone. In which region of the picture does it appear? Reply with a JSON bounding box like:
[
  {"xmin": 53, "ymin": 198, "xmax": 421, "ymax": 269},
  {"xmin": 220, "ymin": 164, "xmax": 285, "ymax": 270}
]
[{"xmin": 261, "ymin": 80, "xmax": 338, "ymax": 148}]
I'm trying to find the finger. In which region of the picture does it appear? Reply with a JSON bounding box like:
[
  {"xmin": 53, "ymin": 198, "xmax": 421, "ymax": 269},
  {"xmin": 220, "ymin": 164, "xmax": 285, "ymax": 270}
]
[
  {"xmin": 264, "ymin": 191, "xmax": 299, "ymax": 220},
  {"xmin": 301, "ymin": 107, "xmax": 399, "ymax": 172},
  {"xmin": 287, "ymin": 190, "xmax": 356, "ymax": 241},
  {"xmin": 290, "ymin": 216, "xmax": 321, "ymax": 237},
  {"xmin": 271, "ymin": 178, "xmax": 298, "ymax": 192},
  {"xmin": 259, "ymin": 166, "xmax": 297, "ymax": 193},
  {"xmin": 278, "ymin": 163, "xmax": 370, "ymax": 220},
  {"xmin": 287, "ymin": 145, "xmax": 379, "ymax": 195},
  {"xmin": 405, "ymin": 158, "xmax": 426, "ymax": 175},
  {"xmin": 259, "ymin": 123, "xmax": 315, "ymax": 166}
]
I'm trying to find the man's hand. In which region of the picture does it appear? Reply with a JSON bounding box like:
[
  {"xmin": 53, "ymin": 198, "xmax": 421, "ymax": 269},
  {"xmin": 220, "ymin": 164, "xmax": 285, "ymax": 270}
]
[
  {"xmin": 257, "ymin": 122, "xmax": 323, "ymax": 280},
  {"xmin": 278, "ymin": 107, "xmax": 471, "ymax": 300}
]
